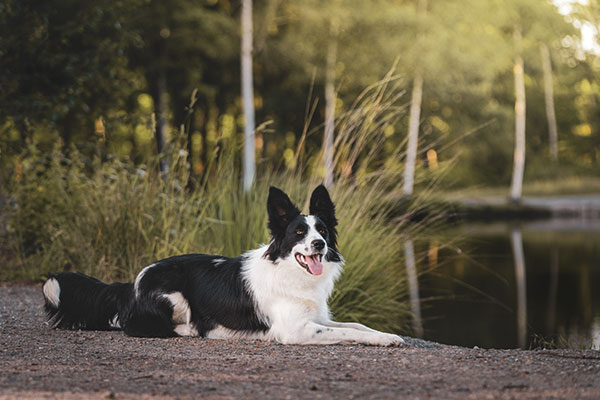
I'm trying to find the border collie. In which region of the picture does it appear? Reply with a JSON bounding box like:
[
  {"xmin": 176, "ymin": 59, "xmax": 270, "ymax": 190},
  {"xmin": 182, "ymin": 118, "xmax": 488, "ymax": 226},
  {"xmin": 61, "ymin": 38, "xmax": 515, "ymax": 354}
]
[{"xmin": 42, "ymin": 185, "xmax": 404, "ymax": 346}]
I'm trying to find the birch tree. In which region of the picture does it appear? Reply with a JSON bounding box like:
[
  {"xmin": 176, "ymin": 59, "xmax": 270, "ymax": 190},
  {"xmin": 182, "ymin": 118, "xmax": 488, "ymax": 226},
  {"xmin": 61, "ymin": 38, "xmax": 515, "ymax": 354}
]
[
  {"xmin": 402, "ymin": 0, "xmax": 427, "ymax": 197},
  {"xmin": 540, "ymin": 44, "xmax": 559, "ymax": 162},
  {"xmin": 241, "ymin": 0, "xmax": 256, "ymax": 192},
  {"xmin": 156, "ymin": 69, "xmax": 170, "ymax": 176},
  {"xmin": 510, "ymin": 25, "xmax": 526, "ymax": 202},
  {"xmin": 323, "ymin": 18, "xmax": 338, "ymax": 189}
]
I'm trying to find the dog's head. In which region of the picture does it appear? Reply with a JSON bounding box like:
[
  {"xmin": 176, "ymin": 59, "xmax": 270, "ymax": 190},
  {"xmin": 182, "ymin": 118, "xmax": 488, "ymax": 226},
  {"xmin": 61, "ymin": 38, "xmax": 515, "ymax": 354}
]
[{"xmin": 264, "ymin": 185, "xmax": 342, "ymax": 276}]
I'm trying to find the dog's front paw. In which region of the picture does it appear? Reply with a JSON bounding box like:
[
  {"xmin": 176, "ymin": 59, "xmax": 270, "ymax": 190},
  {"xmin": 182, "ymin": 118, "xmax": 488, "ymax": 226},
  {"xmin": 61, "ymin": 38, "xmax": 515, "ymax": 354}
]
[{"xmin": 373, "ymin": 333, "xmax": 405, "ymax": 347}]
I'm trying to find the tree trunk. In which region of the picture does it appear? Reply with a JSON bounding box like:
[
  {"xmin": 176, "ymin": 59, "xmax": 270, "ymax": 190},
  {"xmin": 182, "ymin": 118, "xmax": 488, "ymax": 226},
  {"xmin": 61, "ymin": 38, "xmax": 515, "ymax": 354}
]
[
  {"xmin": 156, "ymin": 71, "xmax": 170, "ymax": 176},
  {"xmin": 403, "ymin": 74, "xmax": 424, "ymax": 196},
  {"xmin": 540, "ymin": 43, "xmax": 558, "ymax": 163},
  {"xmin": 323, "ymin": 24, "xmax": 338, "ymax": 189},
  {"xmin": 254, "ymin": 0, "xmax": 281, "ymax": 53},
  {"xmin": 241, "ymin": 0, "xmax": 256, "ymax": 192},
  {"xmin": 402, "ymin": 0, "xmax": 427, "ymax": 197},
  {"xmin": 510, "ymin": 26, "xmax": 526, "ymax": 202}
]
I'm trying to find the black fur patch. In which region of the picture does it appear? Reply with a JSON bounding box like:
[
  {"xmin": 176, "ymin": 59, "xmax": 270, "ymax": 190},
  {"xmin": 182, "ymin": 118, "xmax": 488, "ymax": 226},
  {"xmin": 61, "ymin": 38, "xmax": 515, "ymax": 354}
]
[
  {"xmin": 266, "ymin": 187, "xmax": 300, "ymax": 240},
  {"xmin": 44, "ymin": 272, "xmax": 132, "ymax": 331},
  {"xmin": 43, "ymin": 255, "xmax": 269, "ymax": 338},
  {"xmin": 127, "ymin": 254, "xmax": 268, "ymax": 337},
  {"xmin": 265, "ymin": 186, "xmax": 302, "ymax": 261}
]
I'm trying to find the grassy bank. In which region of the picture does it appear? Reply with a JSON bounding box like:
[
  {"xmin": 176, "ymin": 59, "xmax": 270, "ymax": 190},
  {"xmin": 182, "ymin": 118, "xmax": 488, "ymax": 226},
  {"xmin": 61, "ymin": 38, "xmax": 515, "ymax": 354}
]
[{"xmin": 0, "ymin": 78, "xmax": 428, "ymax": 334}]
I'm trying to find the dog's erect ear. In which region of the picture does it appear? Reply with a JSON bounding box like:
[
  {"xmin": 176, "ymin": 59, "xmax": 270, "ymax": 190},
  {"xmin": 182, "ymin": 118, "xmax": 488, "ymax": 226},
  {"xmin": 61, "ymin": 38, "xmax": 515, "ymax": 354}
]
[
  {"xmin": 267, "ymin": 186, "xmax": 300, "ymax": 237},
  {"xmin": 309, "ymin": 185, "xmax": 341, "ymax": 262},
  {"xmin": 309, "ymin": 184, "xmax": 338, "ymax": 235}
]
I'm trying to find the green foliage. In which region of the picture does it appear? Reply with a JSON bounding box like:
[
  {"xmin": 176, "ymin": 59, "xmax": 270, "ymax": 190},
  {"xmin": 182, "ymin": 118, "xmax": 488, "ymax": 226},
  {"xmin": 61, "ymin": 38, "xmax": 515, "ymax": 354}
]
[
  {"xmin": 0, "ymin": 0, "xmax": 143, "ymax": 139},
  {"xmin": 2, "ymin": 148, "xmax": 412, "ymax": 333},
  {"xmin": 3, "ymin": 144, "xmax": 208, "ymax": 282},
  {"xmin": 1, "ymin": 0, "xmax": 599, "ymax": 190},
  {"xmin": 1, "ymin": 80, "xmax": 424, "ymax": 333}
]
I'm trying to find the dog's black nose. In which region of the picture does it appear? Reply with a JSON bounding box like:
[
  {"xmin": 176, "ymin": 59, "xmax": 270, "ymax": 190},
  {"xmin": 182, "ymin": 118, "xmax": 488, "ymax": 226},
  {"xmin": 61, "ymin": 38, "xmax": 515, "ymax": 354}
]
[{"xmin": 312, "ymin": 239, "xmax": 325, "ymax": 251}]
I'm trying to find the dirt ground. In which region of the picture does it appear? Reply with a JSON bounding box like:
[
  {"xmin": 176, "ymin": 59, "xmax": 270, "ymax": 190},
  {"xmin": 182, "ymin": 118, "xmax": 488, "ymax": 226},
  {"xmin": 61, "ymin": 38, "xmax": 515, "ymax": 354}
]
[{"xmin": 1, "ymin": 285, "xmax": 599, "ymax": 400}]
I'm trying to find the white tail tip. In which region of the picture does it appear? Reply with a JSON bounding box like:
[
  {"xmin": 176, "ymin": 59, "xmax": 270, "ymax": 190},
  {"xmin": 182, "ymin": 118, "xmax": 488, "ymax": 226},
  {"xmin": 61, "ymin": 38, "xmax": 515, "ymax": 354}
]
[{"xmin": 42, "ymin": 278, "xmax": 61, "ymax": 308}]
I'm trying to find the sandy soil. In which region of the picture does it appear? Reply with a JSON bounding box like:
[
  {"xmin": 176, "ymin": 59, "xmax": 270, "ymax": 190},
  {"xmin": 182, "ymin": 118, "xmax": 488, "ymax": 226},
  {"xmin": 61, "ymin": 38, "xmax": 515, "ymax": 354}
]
[{"xmin": 1, "ymin": 285, "xmax": 599, "ymax": 399}]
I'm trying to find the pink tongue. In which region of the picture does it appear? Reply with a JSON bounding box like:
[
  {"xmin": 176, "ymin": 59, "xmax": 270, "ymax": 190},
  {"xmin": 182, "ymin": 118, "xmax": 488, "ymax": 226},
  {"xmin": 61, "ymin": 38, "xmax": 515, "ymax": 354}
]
[{"xmin": 305, "ymin": 255, "xmax": 323, "ymax": 276}]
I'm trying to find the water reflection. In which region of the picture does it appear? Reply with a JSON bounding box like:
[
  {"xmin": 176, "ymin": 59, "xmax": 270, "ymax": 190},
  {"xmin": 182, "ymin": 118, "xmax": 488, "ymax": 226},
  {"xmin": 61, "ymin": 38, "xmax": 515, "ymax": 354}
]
[
  {"xmin": 418, "ymin": 220, "xmax": 600, "ymax": 349},
  {"xmin": 404, "ymin": 239, "xmax": 423, "ymax": 338},
  {"xmin": 546, "ymin": 249, "xmax": 559, "ymax": 333},
  {"xmin": 510, "ymin": 229, "xmax": 527, "ymax": 349}
]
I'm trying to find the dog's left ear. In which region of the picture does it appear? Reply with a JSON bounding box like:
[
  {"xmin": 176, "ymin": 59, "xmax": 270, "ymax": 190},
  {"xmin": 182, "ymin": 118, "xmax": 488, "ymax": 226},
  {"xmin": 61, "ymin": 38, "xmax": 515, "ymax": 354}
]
[
  {"xmin": 309, "ymin": 185, "xmax": 338, "ymax": 239},
  {"xmin": 267, "ymin": 186, "xmax": 300, "ymax": 238}
]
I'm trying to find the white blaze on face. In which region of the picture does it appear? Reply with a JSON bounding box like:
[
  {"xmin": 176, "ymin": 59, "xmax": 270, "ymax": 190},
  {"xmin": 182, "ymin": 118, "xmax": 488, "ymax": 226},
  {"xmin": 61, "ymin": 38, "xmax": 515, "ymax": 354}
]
[
  {"xmin": 304, "ymin": 216, "xmax": 326, "ymax": 252},
  {"xmin": 292, "ymin": 215, "xmax": 327, "ymax": 276}
]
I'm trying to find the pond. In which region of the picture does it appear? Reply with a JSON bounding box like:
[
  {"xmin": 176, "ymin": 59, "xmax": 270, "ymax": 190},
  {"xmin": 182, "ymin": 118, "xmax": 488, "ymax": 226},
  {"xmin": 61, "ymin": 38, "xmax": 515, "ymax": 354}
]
[{"xmin": 414, "ymin": 218, "xmax": 600, "ymax": 349}]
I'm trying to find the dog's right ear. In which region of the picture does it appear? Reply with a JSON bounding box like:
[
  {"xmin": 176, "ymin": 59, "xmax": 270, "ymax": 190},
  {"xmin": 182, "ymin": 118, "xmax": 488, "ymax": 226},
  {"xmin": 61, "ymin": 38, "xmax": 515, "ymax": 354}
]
[{"xmin": 267, "ymin": 186, "xmax": 300, "ymax": 238}]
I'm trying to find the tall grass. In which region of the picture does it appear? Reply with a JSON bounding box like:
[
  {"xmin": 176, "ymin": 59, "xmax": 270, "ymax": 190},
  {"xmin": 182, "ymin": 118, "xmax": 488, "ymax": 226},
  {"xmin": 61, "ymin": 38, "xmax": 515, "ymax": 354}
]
[{"xmin": 1, "ymin": 76, "xmax": 436, "ymax": 334}]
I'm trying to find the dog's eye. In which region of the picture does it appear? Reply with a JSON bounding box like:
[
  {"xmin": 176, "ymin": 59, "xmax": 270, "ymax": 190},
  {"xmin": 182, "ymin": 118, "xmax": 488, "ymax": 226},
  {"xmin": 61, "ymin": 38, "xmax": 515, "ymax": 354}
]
[
  {"xmin": 318, "ymin": 228, "xmax": 327, "ymax": 235},
  {"xmin": 296, "ymin": 230, "xmax": 305, "ymax": 235}
]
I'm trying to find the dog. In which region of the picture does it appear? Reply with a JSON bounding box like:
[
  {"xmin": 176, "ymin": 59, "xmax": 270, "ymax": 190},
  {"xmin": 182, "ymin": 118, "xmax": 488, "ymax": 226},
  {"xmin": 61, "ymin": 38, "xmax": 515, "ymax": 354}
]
[{"xmin": 42, "ymin": 185, "xmax": 404, "ymax": 346}]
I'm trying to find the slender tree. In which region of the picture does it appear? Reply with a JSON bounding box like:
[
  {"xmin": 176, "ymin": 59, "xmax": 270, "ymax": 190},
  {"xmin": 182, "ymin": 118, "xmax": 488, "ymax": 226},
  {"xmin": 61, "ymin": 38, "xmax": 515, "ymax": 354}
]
[
  {"xmin": 156, "ymin": 70, "xmax": 170, "ymax": 176},
  {"xmin": 402, "ymin": 0, "xmax": 427, "ymax": 196},
  {"xmin": 155, "ymin": 25, "xmax": 170, "ymax": 176},
  {"xmin": 241, "ymin": 0, "xmax": 256, "ymax": 192},
  {"xmin": 323, "ymin": 18, "xmax": 338, "ymax": 189},
  {"xmin": 540, "ymin": 43, "xmax": 559, "ymax": 162},
  {"xmin": 510, "ymin": 25, "xmax": 526, "ymax": 202}
]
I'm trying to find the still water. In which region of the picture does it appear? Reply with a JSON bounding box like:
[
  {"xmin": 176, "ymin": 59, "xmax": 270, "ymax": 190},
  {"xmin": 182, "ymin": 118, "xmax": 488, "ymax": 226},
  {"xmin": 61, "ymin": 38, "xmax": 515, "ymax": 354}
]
[{"xmin": 415, "ymin": 218, "xmax": 600, "ymax": 349}]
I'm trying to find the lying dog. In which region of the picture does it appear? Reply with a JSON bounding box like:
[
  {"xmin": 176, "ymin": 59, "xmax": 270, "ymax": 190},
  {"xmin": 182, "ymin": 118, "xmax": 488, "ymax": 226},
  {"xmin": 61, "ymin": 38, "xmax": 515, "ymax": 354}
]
[{"xmin": 42, "ymin": 185, "xmax": 404, "ymax": 346}]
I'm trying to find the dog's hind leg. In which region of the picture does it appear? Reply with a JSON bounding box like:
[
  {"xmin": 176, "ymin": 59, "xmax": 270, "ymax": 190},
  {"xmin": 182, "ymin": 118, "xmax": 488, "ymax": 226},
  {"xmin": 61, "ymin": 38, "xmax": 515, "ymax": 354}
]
[
  {"xmin": 162, "ymin": 292, "xmax": 198, "ymax": 337},
  {"xmin": 122, "ymin": 295, "xmax": 177, "ymax": 338}
]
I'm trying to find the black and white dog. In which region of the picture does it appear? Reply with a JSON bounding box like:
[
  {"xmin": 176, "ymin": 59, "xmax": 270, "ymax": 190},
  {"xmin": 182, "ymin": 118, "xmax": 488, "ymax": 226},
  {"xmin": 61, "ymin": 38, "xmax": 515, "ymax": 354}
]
[{"xmin": 42, "ymin": 185, "xmax": 404, "ymax": 346}]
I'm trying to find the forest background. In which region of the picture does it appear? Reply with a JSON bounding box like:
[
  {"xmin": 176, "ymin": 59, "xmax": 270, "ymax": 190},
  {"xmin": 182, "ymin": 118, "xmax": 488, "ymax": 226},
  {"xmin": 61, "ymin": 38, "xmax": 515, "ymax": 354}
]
[{"xmin": 2, "ymin": 0, "xmax": 599, "ymax": 191}]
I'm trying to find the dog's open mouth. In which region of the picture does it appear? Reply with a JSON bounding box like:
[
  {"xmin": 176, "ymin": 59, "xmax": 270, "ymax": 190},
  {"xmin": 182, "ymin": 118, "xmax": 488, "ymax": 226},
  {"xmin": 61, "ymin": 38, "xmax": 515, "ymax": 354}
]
[{"xmin": 295, "ymin": 253, "xmax": 323, "ymax": 276}]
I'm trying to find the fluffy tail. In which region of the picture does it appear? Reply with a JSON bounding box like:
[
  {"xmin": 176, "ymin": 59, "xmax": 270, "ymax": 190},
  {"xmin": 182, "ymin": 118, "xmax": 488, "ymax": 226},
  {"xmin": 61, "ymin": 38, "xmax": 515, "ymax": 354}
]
[{"xmin": 42, "ymin": 272, "xmax": 133, "ymax": 330}]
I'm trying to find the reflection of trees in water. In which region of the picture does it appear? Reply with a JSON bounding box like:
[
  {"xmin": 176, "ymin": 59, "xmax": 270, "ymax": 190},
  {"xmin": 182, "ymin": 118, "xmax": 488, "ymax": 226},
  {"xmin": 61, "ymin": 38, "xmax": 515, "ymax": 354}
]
[
  {"xmin": 404, "ymin": 239, "xmax": 423, "ymax": 338},
  {"xmin": 546, "ymin": 249, "xmax": 559, "ymax": 334},
  {"xmin": 418, "ymin": 226, "xmax": 599, "ymax": 348},
  {"xmin": 511, "ymin": 229, "xmax": 527, "ymax": 349}
]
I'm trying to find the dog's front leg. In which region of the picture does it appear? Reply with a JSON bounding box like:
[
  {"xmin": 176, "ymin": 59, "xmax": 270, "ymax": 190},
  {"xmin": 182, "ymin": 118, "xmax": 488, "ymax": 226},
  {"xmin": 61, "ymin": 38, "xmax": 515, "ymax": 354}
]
[
  {"xmin": 320, "ymin": 319, "xmax": 382, "ymax": 334},
  {"xmin": 275, "ymin": 321, "xmax": 404, "ymax": 346},
  {"xmin": 323, "ymin": 321, "xmax": 406, "ymax": 345}
]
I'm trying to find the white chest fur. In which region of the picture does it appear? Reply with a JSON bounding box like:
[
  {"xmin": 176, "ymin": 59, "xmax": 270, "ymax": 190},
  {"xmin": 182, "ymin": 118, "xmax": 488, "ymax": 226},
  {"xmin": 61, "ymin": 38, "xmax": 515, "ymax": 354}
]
[{"xmin": 241, "ymin": 246, "xmax": 342, "ymax": 335}]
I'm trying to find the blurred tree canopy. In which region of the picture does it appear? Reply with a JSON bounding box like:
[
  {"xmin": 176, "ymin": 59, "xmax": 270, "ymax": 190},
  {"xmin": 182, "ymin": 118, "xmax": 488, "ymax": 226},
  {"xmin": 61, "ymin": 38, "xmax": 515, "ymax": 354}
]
[{"xmin": 1, "ymin": 0, "xmax": 599, "ymax": 188}]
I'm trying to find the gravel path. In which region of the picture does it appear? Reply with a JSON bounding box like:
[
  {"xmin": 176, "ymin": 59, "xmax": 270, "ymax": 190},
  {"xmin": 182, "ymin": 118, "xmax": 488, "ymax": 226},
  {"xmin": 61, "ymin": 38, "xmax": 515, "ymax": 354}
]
[{"xmin": 1, "ymin": 285, "xmax": 599, "ymax": 399}]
